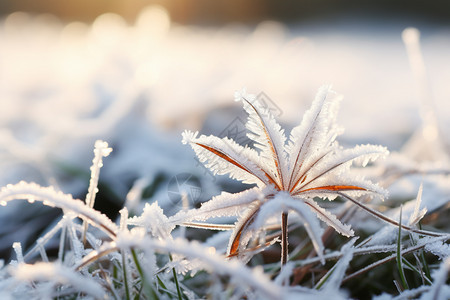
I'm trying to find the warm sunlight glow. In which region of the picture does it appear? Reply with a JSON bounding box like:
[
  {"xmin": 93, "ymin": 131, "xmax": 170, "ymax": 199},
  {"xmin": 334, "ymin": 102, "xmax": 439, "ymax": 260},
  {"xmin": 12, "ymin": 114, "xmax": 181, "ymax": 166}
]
[
  {"xmin": 90, "ymin": 13, "xmax": 127, "ymax": 49},
  {"xmin": 135, "ymin": 5, "xmax": 171, "ymax": 37},
  {"xmin": 423, "ymin": 124, "xmax": 438, "ymax": 141}
]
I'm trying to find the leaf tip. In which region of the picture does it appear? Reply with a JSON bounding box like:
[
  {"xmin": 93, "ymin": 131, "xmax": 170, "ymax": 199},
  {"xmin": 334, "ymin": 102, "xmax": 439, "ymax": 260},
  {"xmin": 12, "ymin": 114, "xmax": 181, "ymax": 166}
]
[
  {"xmin": 234, "ymin": 88, "xmax": 247, "ymax": 102},
  {"xmin": 182, "ymin": 130, "xmax": 198, "ymax": 144}
]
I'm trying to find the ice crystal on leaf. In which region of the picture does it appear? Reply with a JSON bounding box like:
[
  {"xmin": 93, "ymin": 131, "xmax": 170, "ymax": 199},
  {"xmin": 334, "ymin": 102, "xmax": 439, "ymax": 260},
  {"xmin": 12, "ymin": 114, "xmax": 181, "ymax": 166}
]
[{"xmin": 182, "ymin": 85, "xmax": 389, "ymax": 264}]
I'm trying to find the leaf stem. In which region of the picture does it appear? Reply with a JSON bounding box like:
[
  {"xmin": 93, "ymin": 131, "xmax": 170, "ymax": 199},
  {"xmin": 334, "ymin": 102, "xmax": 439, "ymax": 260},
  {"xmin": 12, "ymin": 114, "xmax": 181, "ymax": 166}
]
[{"xmin": 281, "ymin": 212, "xmax": 288, "ymax": 266}]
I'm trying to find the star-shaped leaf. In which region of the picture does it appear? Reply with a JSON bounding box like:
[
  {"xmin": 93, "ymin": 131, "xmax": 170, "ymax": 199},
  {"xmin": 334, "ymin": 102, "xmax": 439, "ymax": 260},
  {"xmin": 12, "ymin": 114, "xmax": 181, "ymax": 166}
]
[{"xmin": 182, "ymin": 85, "xmax": 389, "ymax": 264}]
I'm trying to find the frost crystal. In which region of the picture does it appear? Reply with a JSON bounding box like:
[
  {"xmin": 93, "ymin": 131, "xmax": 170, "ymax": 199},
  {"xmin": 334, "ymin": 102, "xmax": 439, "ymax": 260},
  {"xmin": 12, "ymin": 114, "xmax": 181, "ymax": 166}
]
[
  {"xmin": 0, "ymin": 181, "xmax": 119, "ymax": 238},
  {"xmin": 425, "ymin": 240, "xmax": 450, "ymax": 260},
  {"xmin": 11, "ymin": 262, "xmax": 106, "ymax": 299},
  {"xmin": 129, "ymin": 202, "xmax": 175, "ymax": 239}
]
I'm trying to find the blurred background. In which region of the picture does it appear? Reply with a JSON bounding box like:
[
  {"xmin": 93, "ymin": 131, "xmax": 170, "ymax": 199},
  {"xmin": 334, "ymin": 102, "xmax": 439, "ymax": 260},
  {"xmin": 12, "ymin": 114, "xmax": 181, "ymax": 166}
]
[
  {"xmin": 2, "ymin": 0, "xmax": 450, "ymax": 25},
  {"xmin": 0, "ymin": 1, "xmax": 449, "ymax": 260}
]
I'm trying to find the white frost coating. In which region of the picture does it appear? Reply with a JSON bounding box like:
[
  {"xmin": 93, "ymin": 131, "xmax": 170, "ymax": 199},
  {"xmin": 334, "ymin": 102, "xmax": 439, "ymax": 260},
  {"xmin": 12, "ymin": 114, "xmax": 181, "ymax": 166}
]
[
  {"xmin": 287, "ymin": 86, "xmax": 339, "ymax": 184},
  {"xmin": 285, "ymin": 288, "xmax": 348, "ymax": 300},
  {"xmin": 425, "ymin": 240, "xmax": 450, "ymax": 260},
  {"xmin": 23, "ymin": 218, "xmax": 65, "ymax": 262},
  {"xmin": 114, "ymin": 235, "xmax": 283, "ymax": 299},
  {"xmin": 182, "ymin": 87, "xmax": 389, "ymax": 260},
  {"xmin": 233, "ymin": 87, "xmax": 249, "ymax": 103},
  {"xmin": 0, "ymin": 182, "xmax": 118, "ymax": 238},
  {"xmin": 235, "ymin": 88, "xmax": 288, "ymax": 188},
  {"xmin": 181, "ymin": 129, "xmax": 199, "ymax": 145},
  {"xmin": 274, "ymin": 262, "xmax": 295, "ymax": 286},
  {"xmin": 12, "ymin": 243, "xmax": 24, "ymax": 264},
  {"xmin": 374, "ymin": 286, "xmax": 431, "ymax": 300},
  {"xmin": 227, "ymin": 203, "xmax": 261, "ymax": 258},
  {"xmin": 119, "ymin": 207, "xmax": 129, "ymax": 231},
  {"xmin": 85, "ymin": 140, "xmax": 112, "ymax": 209},
  {"xmin": 11, "ymin": 262, "xmax": 107, "ymax": 299},
  {"xmin": 302, "ymin": 198, "xmax": 354, "ymax": 237},
  {"xmin": 182, "ymin": 130, "xmax": 268, "ymax": 186},
  {"xmin": 67, "ymin": 219, "xmax": 84, "ymax": 263},
  {"xmin": 408, "ymin": 184, "xmax": 427, "ymax": 226},
  {"xmin": 366, "ymin": 184, "xmax": 448, "ymax": 246},
  {"xmin": 169, "ymin": 186, "xmax": 272, "ymax": 225},
  {"xmin": 128, "ymin": 202, "xmax": 175, "ymax": 239},
  {"xmin": 253, "ymin": 193, "xmax": 325, "ymax": 264},
  {"xmin": 320, "ymin": 238, "xmax": 357, "ymax": 291},
  {"xmin": 294, "ymin": 144, "xmax": 389, "ymax": 196},
  {"xmin": 420, "ymin": 257, "xmax": 450, "ymax": 300},
  {"xmin": 74, "ymin": 240, "xmax": 118, "ymax": 271}
]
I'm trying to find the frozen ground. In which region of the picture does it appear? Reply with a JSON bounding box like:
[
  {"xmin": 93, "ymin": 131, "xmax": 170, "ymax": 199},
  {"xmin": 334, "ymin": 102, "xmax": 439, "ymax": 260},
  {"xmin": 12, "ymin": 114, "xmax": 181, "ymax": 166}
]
[{"xmin": 0, "ymin": 5, "xmax": 448, "ymax": 299}]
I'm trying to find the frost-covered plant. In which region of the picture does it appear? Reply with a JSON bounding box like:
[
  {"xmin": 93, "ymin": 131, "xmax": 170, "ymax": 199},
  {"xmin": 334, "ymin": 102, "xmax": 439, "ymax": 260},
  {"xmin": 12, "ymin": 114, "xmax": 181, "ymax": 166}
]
[
  {"xmin": 0, "ymin": 104, "xmax": 447, "ymax": 300},
  {"xmin": 180, "ymin": 86, "xmax": 450, "ymax": 269},
  {"xmin": 181, "ymin": 85, "xmax": 389, "ymax": 264},
  {"xmin": 0, "ymin": 140, "xmax": 293, "ymax": 299}
]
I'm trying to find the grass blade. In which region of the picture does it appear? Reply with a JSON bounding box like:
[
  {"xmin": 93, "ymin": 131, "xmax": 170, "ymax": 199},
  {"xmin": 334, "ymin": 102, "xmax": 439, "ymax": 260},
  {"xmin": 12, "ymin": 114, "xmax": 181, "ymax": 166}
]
[
  {"xmin": 169, "ymin": 253, "xmax": 183, "ymax": 300},
  {"xmin": 131, "ymin": 248, "xmax": 158, "ymax": 300},
  {"xmin": 396, "ymin": 206, "xmax": 409, "ymax": 290},
  {"xmin": 122, "ymin": 250, "xmax": 131, "ymax": 300}
]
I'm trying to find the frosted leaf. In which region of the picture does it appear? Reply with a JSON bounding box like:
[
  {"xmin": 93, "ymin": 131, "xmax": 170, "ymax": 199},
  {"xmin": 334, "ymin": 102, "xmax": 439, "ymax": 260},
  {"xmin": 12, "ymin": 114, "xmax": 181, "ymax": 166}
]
[
  {"xmin": 227, "ymin": 203, "xmax": 261, "ymax": 259},
  {"xmin": 182, "ymin": 86, "xmax": 389, "ymax": 262},
  {"xmin": 296, "ymin": 173, "xmax": 388, "ymax": 201},
  {"xmin": 408, "ymin": 184, "xmax": 427, "ymax": 226},
  {"xmin": 302, "ymin": 198, "xmax": 354, "ymax": 237},
  {"xmin": 0, "ymin": 182, "xmax": 118, "ymax": 239},
  {"xmin": 292, "ymin": 144, "xmax": 389, "ymax": 196},
  {"xmin": 236, "ymin": 89, "xmax": 288, "ymax": 188},
  {"xmin": 112, "ymin": 235, "xmax": 283, "ymax": 299},
  {"xmin": 286, "ymin": 86, "xmax": 344, "ymax": 190},
  {"xmin": 183, "ymin": 130, "xmax": 270, "ymax": 186},
  {"xmin": 420, "ymin": 257, "xmax": 450, "ymax": 300},
  {"xmin": 11, "ymin": 262, "xmax": 107, "ymax": 299},
  {"xmin": 320, "ymin": 238, "xmax": 357, "ymax": 291},
  {"xmin": 169, "ymin": 186, "xmax": 272, "ymax": 225},
  {"xmin": 234, "ymin": 88, "xmax": 249, "ymax": 103},
  {"xmin": 181, "ymin": 130, "xmax": 199, "ymax": 145}
]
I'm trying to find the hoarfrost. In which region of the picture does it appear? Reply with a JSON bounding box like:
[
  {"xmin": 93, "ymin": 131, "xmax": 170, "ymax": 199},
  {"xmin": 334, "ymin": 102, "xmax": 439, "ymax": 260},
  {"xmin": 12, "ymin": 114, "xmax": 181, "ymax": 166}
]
[
  {"xmin": 10, "ymin": 262, "xmax": 107, "ymax": 299},
  {"xmin": 425, "ymin": 240, "xmax": 450, "ymax": 260}
]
